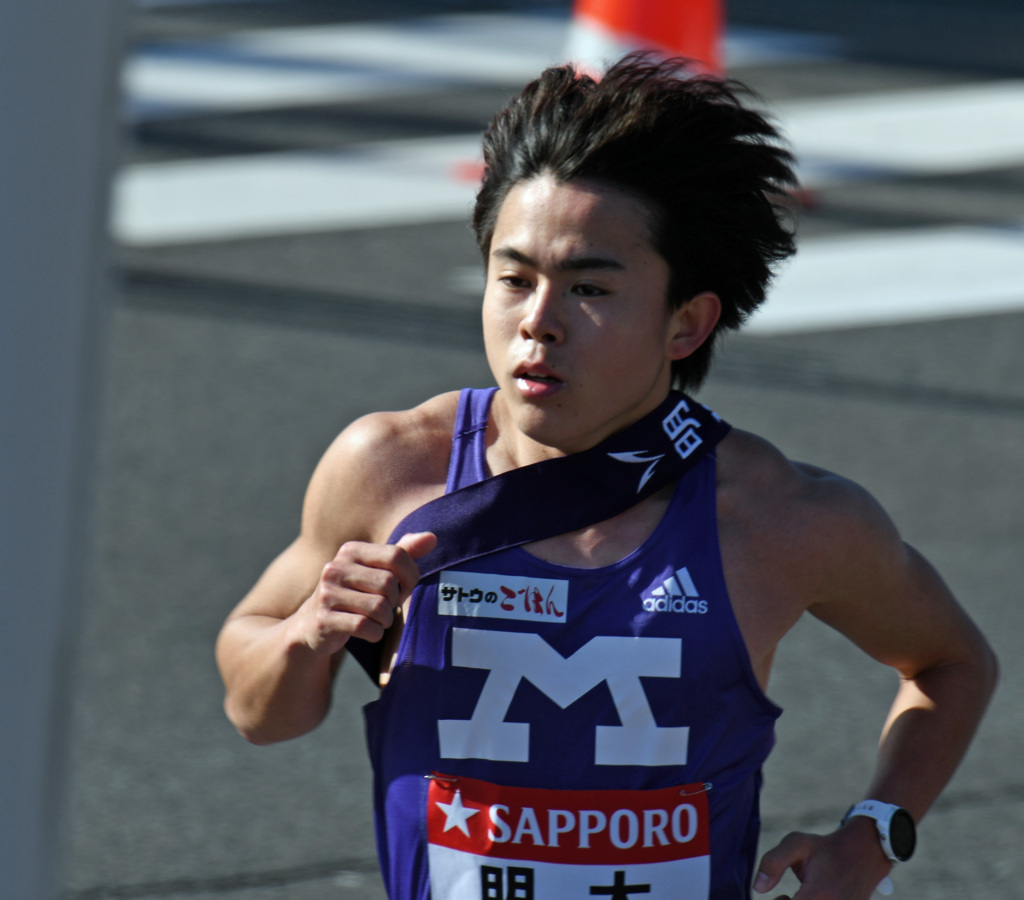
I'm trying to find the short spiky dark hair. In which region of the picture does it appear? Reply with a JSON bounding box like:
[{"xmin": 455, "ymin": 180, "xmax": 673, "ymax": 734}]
[{"xmin": 472, "ymin": 53, "xmax": 798, "ymax": 391}]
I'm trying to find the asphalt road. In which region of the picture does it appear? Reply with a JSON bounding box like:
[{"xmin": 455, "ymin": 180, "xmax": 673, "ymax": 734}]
[{"xmin": 59, "ymin": 2, "xmax": 1024, "ymax": 898}]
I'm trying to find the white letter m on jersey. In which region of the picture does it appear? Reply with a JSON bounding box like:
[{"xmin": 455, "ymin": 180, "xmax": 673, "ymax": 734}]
[{"xmin": 437, "ymin": 629, "xmax": 689, "ymax": 766}]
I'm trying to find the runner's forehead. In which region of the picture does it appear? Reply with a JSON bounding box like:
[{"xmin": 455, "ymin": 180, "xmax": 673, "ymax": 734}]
[{"xmin": 488, "ymin": 176, "xmax": 662, "ymax": 267}]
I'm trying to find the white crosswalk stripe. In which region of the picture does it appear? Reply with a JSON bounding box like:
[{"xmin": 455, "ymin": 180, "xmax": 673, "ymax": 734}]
[
  {"xmin": 114, "ymin": 11, "xmax": 1024, "ymax": 332},
  {"xmin": 788, "ymin": 81, "xmax": 1024, "ymax": 184},
  {"xmin": 750, "ymin": 225, "xmax": 1024, "ymax": 333},
  {"xmin": 122, "ymin": 13, "xmax": 569, "ymax": 118},
  {"xmin": 122, "ymin": 15, "xmax": 843, "ymax": 119},
  {"xmin": 113, "ymin": 135, "xmax": 481, "ymax": 243}
]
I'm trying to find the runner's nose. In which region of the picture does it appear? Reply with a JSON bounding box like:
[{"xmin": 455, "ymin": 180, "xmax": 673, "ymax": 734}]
[{"xmin": 519, "ymin": 283, "xmax": 564, "ymax": 345}]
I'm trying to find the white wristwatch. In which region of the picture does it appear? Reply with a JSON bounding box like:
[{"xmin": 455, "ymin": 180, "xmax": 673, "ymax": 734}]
[{"xmin": 843, "ymin": 800, "xmax": 917, "ymax": 863}]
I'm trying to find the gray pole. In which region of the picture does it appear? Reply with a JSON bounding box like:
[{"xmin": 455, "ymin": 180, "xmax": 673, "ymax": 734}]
[{"xmin": 0, "ymin": 1, "xmax": 128, "ymax": 896}]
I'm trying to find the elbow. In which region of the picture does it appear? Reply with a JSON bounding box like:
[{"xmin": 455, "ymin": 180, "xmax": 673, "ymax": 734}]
[
  {"xmin": 222, "ymin": 691, "xmax": 326, "ymax": 746},
  {"xmin": 947, "ymin": 631, "xmax": 1000, "ymax": 716},
  {"xmin": 223, "ymin": 694, "xmax": 274, "ymax": 746},
  {"xmin": 978, "ymin": 638, "xmax": 1000, "ymax": 706},
  {"xmin": 235, "ymin": 724, "xmax": 280, "ymax": 748},
  {"xmin": 965, "ymin": 616, "xmax": 1000, "ymax": 704},
  {"xmin": 223, "ymin": 693, "xmax": 286, "ymax": 746},
  {"xmin": 907, "ymin": 630, "xmax": 999, "ymax": 719}
]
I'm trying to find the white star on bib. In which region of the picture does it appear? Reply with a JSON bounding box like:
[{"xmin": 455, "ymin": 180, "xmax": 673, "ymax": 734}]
[{"xmin": 435, "ymin": 789, "xmax": 481, "ymax": 837}]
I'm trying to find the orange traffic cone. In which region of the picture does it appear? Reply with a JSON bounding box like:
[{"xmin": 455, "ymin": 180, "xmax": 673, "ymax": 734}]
[{"xmin": 564, "ymin": 0, "xmax": 724, "ymax": 76}]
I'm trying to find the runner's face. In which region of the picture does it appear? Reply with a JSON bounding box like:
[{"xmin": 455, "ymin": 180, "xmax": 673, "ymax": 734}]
[{"xmin": 483, "ymin": 175, "xmax": 685, "ymax": 457}]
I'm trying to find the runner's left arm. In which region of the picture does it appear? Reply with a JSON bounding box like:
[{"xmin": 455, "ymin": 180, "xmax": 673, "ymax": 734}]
[{"xmin": 754, "ymin": 476, "xmax": 998, "ymax": 899}]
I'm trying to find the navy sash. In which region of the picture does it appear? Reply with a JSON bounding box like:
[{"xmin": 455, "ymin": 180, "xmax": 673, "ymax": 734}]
[
  {"xmin": 346, "ymin": 392, "xmax": 730, "ymax": 680},
  {"xmin": 390, "ymin": 391, "xmax": 730, "ymax": 577}
]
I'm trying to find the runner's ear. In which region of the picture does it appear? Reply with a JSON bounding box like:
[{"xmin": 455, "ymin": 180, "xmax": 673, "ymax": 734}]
[{"xmin": 667, "ymin": 292, "xmax": 720, "ymax": 361}]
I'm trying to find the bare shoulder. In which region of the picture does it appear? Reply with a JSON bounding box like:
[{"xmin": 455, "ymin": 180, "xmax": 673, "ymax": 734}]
[
  {"xmin": 715, "ymin": 429, "xmax": 907, "ymax": 663},
  {"xmin": 717, "ymin": 428, "xmax": 899, "ymax": 557},
  {"xmin": 716, "ymin": 428, "xmax": 988, "ymax": 679},
  {"xmin": 302, "ymin": 391, "xmax": 461, "ymax": 549},
  {"xmin": 220, "ymin": 392, "xmax": 460, "ymax": 628}
]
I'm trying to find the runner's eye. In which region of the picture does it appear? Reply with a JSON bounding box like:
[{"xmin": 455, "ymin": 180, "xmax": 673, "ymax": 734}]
[{"xmin": 498, "ymin": 275, "xmax": 531, "ymax": 290}]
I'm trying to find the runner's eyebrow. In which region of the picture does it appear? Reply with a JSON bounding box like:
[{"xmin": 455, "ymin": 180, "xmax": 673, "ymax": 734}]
[{"xmin": 491, "ymin": 246, "xmax": 625, "ymax": 272}]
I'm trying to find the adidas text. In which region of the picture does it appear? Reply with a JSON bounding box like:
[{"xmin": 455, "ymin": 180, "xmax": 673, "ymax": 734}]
[{"xmin": 643, "ymin": 597, "xmax": 708, "ymax": 614}]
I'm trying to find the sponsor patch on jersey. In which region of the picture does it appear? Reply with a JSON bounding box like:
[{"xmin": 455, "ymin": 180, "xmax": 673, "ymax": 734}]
[
  {"xmin": 427, "ymin": 774, "xmax": 711, "ymax": 899},
  {"xmin": 437, "ymin": 571, "xmax": 568, "ymax": 623}
]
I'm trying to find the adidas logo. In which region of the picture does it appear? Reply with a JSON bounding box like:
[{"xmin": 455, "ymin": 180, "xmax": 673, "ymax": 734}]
[{"xmin": 642, "ymin": 566, "xmax": 708, "ymax": 614}]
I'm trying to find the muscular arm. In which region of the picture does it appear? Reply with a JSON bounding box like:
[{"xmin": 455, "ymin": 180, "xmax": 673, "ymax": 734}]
[
  {"xmin": 719, "ymin": 437, "xmax": 998, "ymax": 898},
  {"xmin": 810, "ymin": 531, "xmax": 997, "ymax": 827},
  {"xmin": 761, "ymin": 470, "xmax": 997, "ymax": 897},
  {"xmin": 215, "ymin": 396, "xmax": 454, "ymax": 745}
]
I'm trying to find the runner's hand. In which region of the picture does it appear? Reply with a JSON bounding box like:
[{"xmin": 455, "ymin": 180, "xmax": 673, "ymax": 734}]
[
  {"xmin": 753, "ymin": 818, "xmax": 892, "ymax": 899},
  {"xmin": 292, "ymin": 531, "xmax": 437, "ymax": 655}
]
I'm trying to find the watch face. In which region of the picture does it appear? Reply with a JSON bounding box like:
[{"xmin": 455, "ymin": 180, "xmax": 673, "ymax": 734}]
[{"xmin": 890, "ymin": 808, "xmax": 917, "ymax": 861}]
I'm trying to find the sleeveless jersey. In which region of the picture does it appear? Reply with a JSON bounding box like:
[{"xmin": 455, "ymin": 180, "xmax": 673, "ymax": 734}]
[{"xmin": 362, "ymin": 388, "xmax": 782, "ymax": 900}]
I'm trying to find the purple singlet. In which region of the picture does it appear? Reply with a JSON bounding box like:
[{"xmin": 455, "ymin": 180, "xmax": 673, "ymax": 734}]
[{"xmin": 361, "ymin": 388, "xmax": 781, "ymax": 900}]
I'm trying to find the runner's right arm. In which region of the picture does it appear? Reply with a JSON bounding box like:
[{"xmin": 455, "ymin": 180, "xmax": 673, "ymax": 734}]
[{"xmin": 215, "ymin": 403, "xmax": 447, "ymax": 745}]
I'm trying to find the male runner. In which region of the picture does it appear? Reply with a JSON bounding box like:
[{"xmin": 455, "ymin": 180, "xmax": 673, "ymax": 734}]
[{"xmin": 216, "ymin": 56, "xmax": 997, "ymax": 900}]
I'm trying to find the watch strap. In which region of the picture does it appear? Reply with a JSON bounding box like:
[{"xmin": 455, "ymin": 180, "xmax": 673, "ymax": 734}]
[{"xmin": 843, "ymin": 800, "xmax": 915, "ymax": 863}]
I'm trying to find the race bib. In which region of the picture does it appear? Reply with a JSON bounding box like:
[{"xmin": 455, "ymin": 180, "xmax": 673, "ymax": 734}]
[{"xmin": 426, "ymin": 774, "xmax": 711, "ymax": 899}]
